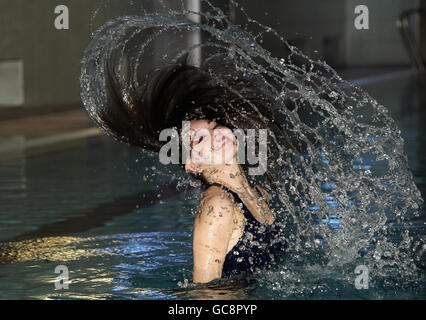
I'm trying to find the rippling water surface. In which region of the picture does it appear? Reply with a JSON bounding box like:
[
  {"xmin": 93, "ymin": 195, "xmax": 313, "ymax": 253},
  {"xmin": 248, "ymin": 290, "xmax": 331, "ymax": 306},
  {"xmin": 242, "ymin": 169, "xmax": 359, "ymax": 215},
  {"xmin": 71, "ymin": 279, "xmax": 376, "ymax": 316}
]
[
  {"xmin": 0, "ymin": 76, "xmax": 424, "ymax": 298},
  {"xmin": 0, "ymin": 0, "xmax": 425, "ymax": 299}
]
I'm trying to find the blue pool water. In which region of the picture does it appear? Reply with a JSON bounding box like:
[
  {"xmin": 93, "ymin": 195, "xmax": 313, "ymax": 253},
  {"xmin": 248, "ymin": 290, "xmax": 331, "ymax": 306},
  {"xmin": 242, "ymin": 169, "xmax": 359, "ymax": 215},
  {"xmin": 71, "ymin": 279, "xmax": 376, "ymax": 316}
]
[{"xmin": 0, "ymin": 74, "xmax": 424, "ymax": 299}]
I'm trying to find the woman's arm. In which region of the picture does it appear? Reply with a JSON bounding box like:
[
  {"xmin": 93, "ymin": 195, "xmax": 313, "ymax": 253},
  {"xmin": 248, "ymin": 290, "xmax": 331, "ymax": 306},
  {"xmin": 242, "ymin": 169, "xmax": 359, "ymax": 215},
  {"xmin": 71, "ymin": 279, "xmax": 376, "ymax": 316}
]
[{"xmin": 192, "ymin": 194, "xmax": 235, "ymax": 283}]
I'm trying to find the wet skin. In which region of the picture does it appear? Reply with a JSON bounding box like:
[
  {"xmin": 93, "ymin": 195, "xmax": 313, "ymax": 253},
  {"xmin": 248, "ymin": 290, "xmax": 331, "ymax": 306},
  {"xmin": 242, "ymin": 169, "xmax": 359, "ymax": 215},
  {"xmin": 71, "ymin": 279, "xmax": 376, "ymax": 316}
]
[{"xmin": 183, "ymin": 119, "xmax": 274, "ymax": 283}]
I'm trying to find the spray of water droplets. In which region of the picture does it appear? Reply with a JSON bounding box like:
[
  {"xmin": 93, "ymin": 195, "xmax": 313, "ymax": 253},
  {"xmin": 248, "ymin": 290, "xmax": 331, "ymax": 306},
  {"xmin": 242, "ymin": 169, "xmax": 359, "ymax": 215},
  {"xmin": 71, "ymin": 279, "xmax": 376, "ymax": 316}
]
[{"xmin": 80, "ymin": 0, "xmax": 424, "ymax": 297}]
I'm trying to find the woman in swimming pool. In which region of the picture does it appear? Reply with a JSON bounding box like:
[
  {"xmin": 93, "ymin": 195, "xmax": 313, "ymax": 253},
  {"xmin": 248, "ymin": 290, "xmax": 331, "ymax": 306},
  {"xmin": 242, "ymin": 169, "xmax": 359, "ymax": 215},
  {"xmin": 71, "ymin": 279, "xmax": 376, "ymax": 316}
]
[
  {"xmin": 81, "ymin": 52, "xmax": 288, "ymax": 283},
  {"xmin": 182, "ymin": 118, "xmax": 287, "ymax": 282}
]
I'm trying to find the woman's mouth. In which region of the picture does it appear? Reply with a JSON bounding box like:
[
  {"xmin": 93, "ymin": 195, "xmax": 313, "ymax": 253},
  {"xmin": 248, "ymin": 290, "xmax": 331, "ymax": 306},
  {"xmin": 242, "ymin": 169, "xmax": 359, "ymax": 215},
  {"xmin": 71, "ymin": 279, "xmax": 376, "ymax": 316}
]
[
  {"xmin": 221, "ymin": 136, "xmax": 227, "ymax": 148},
  {"xmin": 213, "ymin": 130, "xmax": 234, "ymax": 151},
  {"xmin": 212, "ymin": 137, "xmax": 226, "ymax": 151}
]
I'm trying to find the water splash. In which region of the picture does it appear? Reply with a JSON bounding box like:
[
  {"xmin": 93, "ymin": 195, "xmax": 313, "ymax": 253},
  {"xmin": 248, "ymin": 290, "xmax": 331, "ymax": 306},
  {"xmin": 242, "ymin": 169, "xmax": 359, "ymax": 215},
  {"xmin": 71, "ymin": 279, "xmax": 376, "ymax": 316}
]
[{"xmin": 80, "ymin": 0, "xmax": 424, "ymax": 297}]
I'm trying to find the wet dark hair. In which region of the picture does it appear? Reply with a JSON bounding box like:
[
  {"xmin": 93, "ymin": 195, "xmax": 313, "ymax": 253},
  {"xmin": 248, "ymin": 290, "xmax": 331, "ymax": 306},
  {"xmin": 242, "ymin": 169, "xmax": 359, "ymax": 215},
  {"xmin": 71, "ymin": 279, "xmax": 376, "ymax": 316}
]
[
  {"xmin": 101, "ymin": 53, "xmax": 277, "ymax": 150},
  {"xmin": 86, "ymin": 52, "xmax": 284, "ymax": 192}
]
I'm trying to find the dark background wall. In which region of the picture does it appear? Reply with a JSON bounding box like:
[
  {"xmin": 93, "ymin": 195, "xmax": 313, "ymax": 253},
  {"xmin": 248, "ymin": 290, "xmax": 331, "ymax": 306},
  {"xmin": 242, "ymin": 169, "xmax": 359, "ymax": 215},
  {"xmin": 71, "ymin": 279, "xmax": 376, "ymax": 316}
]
[
  {"xmin": 233, "ymin": 0, "xmax": 420, "ymax": 68},
  {"xmin": 0, "ymin": 0, "xmax": 101, "ymax": 109},
  {"xmin": 421, "ymin": 0, "xmax": 426, "ymax": 60},
  {"xmin": 0, "ymin": 0, "xmax": 423, "ymax": 111}
]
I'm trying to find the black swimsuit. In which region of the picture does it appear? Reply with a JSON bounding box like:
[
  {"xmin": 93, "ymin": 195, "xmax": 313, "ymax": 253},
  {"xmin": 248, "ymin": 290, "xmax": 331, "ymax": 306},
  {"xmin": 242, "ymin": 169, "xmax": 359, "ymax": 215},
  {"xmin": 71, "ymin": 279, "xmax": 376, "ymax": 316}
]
[{"xmin": 217, "ymin": 185, "xmax": 288, "ymax": 279}]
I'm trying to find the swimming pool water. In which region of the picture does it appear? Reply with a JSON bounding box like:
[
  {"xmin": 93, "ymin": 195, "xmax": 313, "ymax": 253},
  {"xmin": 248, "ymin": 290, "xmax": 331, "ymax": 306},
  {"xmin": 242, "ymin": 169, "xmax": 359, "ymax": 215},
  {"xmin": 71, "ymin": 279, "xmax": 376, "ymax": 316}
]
[{"xmin": 0, "ymin": 74, "xmax": 424, "ymax": 299}]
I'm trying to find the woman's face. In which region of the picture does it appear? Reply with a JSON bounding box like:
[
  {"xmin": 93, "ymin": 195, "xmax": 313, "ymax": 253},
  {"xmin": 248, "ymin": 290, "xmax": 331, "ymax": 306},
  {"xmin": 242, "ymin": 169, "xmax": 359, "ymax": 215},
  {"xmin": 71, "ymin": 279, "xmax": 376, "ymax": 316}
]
[{"xmin": 183, "ymin": 119, "xmax": 238, "ymax": 175}]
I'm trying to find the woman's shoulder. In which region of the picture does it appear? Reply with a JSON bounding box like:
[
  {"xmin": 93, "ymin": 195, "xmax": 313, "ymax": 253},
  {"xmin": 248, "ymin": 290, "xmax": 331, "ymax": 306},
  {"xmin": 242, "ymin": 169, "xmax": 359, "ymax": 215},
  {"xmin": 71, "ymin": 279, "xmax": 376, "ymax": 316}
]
[
  {"xmin": 203, "ymin": 184, "xmax": 234, "ymax": 202},
  {"xmin": 198, "ymin": 185, "xmax": 235, "ymax": 216}
]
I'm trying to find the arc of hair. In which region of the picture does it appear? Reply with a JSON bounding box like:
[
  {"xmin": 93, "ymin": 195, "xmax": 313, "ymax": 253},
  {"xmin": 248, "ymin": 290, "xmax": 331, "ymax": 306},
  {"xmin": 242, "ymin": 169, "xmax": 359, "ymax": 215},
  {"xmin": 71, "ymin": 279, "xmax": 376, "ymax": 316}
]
[{"xmin": 266, "ymin": 171, "xmax": 280, "ymax": 195}]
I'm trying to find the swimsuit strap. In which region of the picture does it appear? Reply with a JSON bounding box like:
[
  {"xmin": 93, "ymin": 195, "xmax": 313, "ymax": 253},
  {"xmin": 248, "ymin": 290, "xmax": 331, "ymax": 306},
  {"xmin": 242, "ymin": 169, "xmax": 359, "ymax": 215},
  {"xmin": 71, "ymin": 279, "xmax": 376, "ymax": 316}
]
[
  {"xmin": 215, "ymin": 182, "xmax": 288, "ymax": 279},
  {"xmin": 208, "ymin": 183, "xmax": 259, "ymax": 223}
]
